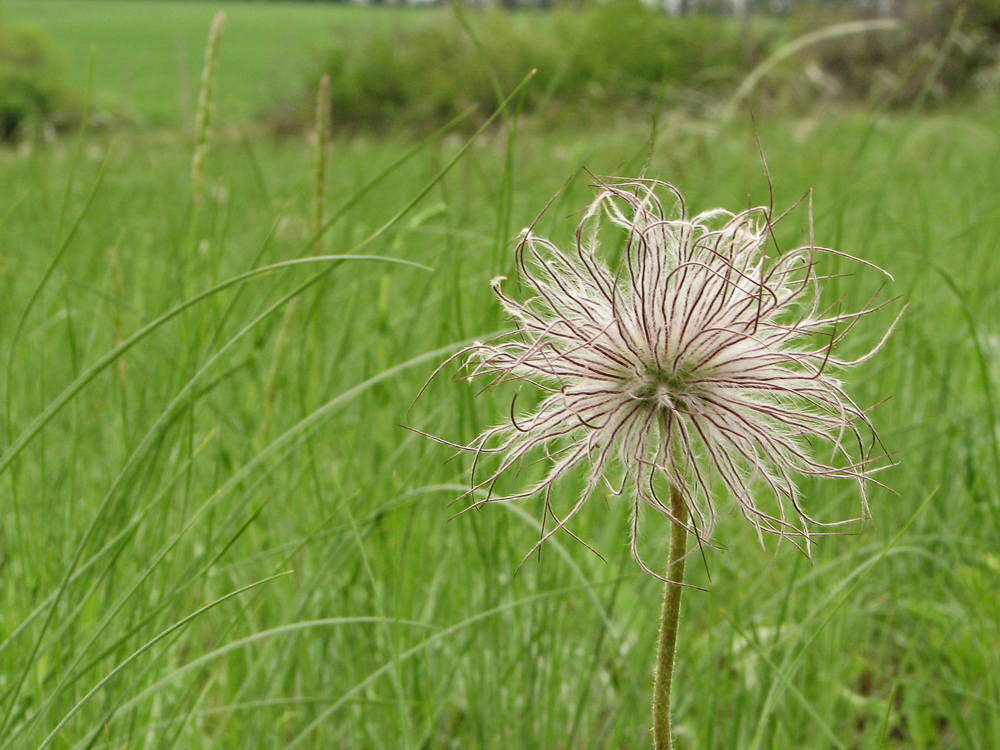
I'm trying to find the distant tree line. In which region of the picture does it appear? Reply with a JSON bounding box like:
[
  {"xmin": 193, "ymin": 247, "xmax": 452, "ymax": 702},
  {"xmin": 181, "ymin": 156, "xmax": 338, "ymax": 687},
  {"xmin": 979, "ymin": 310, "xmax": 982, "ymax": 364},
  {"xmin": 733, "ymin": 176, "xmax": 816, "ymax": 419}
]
[
  {"xmin": 143, "ymin": 0, "xmax": 931, "ymax": 13},
  {"xmin": 146, "ymin": 0, "xmax": 999, "ymax": 24}
]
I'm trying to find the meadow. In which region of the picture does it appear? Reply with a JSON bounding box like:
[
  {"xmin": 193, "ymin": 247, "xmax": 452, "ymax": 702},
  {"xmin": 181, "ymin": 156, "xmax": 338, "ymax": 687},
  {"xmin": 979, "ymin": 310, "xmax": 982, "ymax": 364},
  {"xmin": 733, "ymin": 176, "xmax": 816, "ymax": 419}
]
[
  {"xmin": 5, "ymin": 0, "xmax": 431, "ymax": 126},
  {"xmin": 2, "ymin": 2, "xmax": 1000, "ymax": 749}
]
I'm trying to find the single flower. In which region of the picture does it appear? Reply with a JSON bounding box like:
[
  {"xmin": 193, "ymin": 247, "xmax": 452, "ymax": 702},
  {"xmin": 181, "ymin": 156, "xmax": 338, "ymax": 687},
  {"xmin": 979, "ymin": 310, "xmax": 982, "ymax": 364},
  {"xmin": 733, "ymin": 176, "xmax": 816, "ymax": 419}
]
[{"xmin": 447, "ymin": 177, "xmax": 895, "ymax": 576}]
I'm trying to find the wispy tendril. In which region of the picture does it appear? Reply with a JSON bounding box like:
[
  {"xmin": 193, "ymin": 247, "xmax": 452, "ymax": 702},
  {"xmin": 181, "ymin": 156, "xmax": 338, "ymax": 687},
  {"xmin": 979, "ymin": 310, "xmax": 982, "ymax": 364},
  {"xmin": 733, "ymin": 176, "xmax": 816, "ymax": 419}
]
[{"xmin": 436, "ymin": 177, "xmax": 897, "ymax": 577}]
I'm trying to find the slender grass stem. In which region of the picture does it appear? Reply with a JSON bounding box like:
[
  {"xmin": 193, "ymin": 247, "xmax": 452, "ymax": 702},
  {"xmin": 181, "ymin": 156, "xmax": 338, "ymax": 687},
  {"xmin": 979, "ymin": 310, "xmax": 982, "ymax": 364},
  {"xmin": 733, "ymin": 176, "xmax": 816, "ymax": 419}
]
[{"xmin": 652, "ymin": 485, "xmax": 688, "ymax": 750}]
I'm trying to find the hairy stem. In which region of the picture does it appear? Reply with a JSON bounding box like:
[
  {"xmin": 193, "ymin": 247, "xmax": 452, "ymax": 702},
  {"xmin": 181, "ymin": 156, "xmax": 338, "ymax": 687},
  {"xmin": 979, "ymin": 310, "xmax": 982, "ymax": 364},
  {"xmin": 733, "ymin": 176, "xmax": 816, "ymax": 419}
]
[{"xmin": 652, "ymin": 485, "xmax": 688, "ymax": 750}]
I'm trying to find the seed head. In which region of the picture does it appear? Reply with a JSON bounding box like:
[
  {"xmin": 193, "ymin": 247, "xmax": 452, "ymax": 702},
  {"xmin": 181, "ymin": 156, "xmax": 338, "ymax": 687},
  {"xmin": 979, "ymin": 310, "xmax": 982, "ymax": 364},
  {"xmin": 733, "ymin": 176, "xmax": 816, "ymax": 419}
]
[{"xmin": 445, "ymin": 178, "xmax": 896, "ymax": 576}]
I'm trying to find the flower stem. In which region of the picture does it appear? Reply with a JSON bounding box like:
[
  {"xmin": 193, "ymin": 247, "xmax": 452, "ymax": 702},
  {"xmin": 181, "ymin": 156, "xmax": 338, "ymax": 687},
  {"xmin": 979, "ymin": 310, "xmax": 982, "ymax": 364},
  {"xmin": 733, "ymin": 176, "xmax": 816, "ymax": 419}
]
[{"xmin": 653, "ymin": 485, "xmax": 688, "ymax": 750}]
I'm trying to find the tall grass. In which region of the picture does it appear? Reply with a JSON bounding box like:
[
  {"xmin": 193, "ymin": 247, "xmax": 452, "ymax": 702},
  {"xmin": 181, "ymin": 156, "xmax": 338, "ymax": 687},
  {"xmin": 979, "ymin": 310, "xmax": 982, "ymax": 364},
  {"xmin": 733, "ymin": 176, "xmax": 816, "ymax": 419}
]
[{"xmin": 1, "ymin": 34, "xmax": 999, "ymax": 750}]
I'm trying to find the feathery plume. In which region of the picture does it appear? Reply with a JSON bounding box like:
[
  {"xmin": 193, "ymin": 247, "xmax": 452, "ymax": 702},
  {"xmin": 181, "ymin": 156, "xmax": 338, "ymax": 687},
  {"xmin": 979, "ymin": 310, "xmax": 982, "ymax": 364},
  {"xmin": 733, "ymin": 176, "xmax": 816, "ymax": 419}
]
[
  {"xmin": 191, "ymin": 11, "xmax": 226, "ymax": 207},
  {"xmin": 445, "ymin": 177, "xmax": 896, "ymax": 575}
]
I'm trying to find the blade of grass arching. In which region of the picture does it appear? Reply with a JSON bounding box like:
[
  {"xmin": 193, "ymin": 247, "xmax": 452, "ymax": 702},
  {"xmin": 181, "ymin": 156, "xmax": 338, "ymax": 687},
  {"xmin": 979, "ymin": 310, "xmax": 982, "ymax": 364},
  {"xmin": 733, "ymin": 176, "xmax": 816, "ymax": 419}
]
[
  {"xmin": 747, "ymin": 489, "xmax": 936, "ymax": 750},
  {"xmin": 0, "ymin": 190, "xmax": 28, "ymax": 232},
  {"xmin": 203, "ymin": 471, "xmax": 456, "ymax": 593},
  {"xmin": 105, "ymin": 582, "xmax": 607, "ymax": 745},
  {"xmin": 300, "ymin": 71, "xmax": 536, "ymax": 260},
  {"xmin": 0, "ymin": 255, "xmax": 426, "ymax": 741},
  {"xmin": 722, "ymin": 610, "xmax": 847, "ymax": 750},
  {"xmin": 720, "ymin": 19, "xmax": 900, "ymax": 126},
  {"xmin": 179, "ymin": 342, "xmax": 491, "ymax": 594},
  {"xmin": 0, "ymin": 260, "xmax": 354, "ymax": 746},
  {"xmin": 60, "ymin": 443, "xmax": 311, "ymax": 728},
  {"xmin": 282, "ymin": 581, "xmax": 623, "ymax": 749},
  {"xmin": 6, "ymin": 475, "xmax": 264, "ymax": 747},
  {"xmin": 0, "ymin": 255, "xmax": 428, "ymax": 479},
  {"xmin": 910, "ymin": 7, "xmax": 966, "ymax": 114},
  {"xmin": 8, "ymin": 456, "xmax": 232, "ymax": 744},
  {"xmin": 875, "ymin": 685, "xmax": 897, "ymax": 749},
  {"xmin": 929, "ymin": 263, "xmax": 1000, "ymax": 504},
  {"xmin": 45, "ymin": 335, "xmax": 490, "ymax": 745},
  {"xmin": 159, "ymin": 672, "xmax": 217, "ymax": 750},
  {"xmin": 339, "ymin": 493, "xmax": 418, "ymax": 748},
  {"xmin": 31, "ymin": 327, "xmax": 481, "ymax": 748},
  {"xmin": 444, "ymin": 0, "xmax": 505, "ymax": 115},
  {"xmin": 67, "ymin": 617, "xmax": 438, "ymax": 749},
  {"xmin": 127, "ymin": 499, "xmax": 279, "ymax": 680},
  {"xmin": 0, "ymin": 258, "xmax": 394, "ymax": 680},
  {"xmin": 849, "ymin": 10, "xmax": 973, "ymax": 234},
  {"xmin": 4, "ymin": 144, "xmax": 113, "ymax": 444},
  {"xmin": 423, "ymin": 483, "xmax": 643, "ymax": 702},
  {"xmin": 34, "ymin": 572, "xmax": 290, "ymax": 750},
  {"xmin": 33, "ymin": 251, "xmax": 407, "ymax": 653},
  {"xmin": 323, "ymin": 104, "xmax": 478, "ymax": 235},
  {"xmin": 209, "ymin": 102, "xmax": 478, "ymax": 368},
  {"xmin": 0, "ymin": 429, "xmax": 216, "ymax": 664},
  {"xmin": 203, "ymin": 335, "xmax": 494, "ymax": 526},
  {"xmin": 191, "ymin": 496, "xmax": 374, "ymax": 747},
  {"xmin": 127, "ymin": 339, "xmax": 501, "ymax": 745}
]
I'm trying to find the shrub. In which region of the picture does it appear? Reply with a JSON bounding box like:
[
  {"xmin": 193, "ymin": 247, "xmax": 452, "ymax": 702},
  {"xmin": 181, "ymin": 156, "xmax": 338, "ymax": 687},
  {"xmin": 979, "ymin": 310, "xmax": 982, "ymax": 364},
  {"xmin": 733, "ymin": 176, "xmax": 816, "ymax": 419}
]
[
  {"xmin": 279, "ymin": 0, "xmax": 1000, "ymax": 136},
  {"xmin": 0, "ymin": 17, "xmax": 76, "ymax": 141},
  {"xmin": 779, "ymin": 1, "xmax": 1000, "ymax": 108},
  {"xmin": 309, "ymin": 2, "xmax": 760, "ymax": 133}
]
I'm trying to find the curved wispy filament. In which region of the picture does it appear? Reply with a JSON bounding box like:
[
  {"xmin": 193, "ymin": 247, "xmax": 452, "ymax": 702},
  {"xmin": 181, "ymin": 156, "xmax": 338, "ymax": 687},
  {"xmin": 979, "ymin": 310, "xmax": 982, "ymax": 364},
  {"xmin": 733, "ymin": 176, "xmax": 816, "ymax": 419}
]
[{"xmin": 441, "ymin": 178, "xmax": 897, "ymax": 576}]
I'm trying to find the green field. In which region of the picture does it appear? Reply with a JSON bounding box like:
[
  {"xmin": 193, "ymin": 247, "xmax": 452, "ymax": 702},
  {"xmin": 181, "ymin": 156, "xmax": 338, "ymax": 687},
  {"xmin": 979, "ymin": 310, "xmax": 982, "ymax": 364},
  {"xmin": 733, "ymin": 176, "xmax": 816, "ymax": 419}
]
[
  {"xmin": 5, "ymin": 0, "xmax": 431, "ymax": 125},
  {"xmin": 2, "ymin": 2, "xmax": 1000, "ymax": 749}
]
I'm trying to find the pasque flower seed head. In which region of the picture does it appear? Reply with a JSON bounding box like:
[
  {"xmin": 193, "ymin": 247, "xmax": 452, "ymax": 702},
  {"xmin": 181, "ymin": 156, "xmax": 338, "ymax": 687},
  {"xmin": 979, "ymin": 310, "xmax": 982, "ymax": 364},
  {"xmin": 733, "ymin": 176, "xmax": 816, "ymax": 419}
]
[{"xmin": 446, "ymin": 178, "xmax": 896, "ymax": 576}]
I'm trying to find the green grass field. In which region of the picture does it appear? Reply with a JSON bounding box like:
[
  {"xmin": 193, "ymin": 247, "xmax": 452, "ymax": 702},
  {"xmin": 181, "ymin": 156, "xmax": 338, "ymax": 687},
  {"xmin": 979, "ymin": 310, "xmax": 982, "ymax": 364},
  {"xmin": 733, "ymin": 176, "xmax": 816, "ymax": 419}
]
[
  {"xmin": 5, "ymin": 0, "xmax": 433, "ymax": 125},
  {"xmin": 2, "ymin": 3, "xmax": 1000, "ymax": 749}
]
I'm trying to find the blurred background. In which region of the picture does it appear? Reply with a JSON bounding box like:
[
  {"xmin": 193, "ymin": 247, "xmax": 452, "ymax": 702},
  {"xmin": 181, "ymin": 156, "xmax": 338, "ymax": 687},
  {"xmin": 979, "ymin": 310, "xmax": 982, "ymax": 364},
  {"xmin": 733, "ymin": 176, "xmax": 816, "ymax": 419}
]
[{"xmin": 3, "ymin": 0, "xmax": 1000, "ymax": 139}]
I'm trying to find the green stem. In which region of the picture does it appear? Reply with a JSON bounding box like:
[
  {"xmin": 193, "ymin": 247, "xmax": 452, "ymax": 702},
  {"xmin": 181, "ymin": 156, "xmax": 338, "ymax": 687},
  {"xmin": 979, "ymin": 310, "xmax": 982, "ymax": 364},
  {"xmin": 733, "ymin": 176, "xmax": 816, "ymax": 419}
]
[{"xmin": 653, "ymin": 485, "xmax": 688, "ymax": 750}]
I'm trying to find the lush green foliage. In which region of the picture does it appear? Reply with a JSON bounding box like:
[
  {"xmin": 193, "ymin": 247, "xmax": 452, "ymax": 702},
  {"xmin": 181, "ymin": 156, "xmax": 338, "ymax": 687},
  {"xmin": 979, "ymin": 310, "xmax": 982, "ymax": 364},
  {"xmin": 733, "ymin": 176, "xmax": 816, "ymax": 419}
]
[
  {"xmin": 781, "ymin": 1, "xmax": 1000, "ymax": 107},
  {"xmin": 315, "ymin": 1, "xmax": 762, "ymax": 132},
  {"xmin": 307, "ymin": 0, "xmax": 1000, "ymax": 132},
  {"xmin": 0, "ymin": 16, "xmax": 75, "ymax": 140},
  {"xmin": 8, "ymin": 0, "xmax": 1000, "ymax": 135}
]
